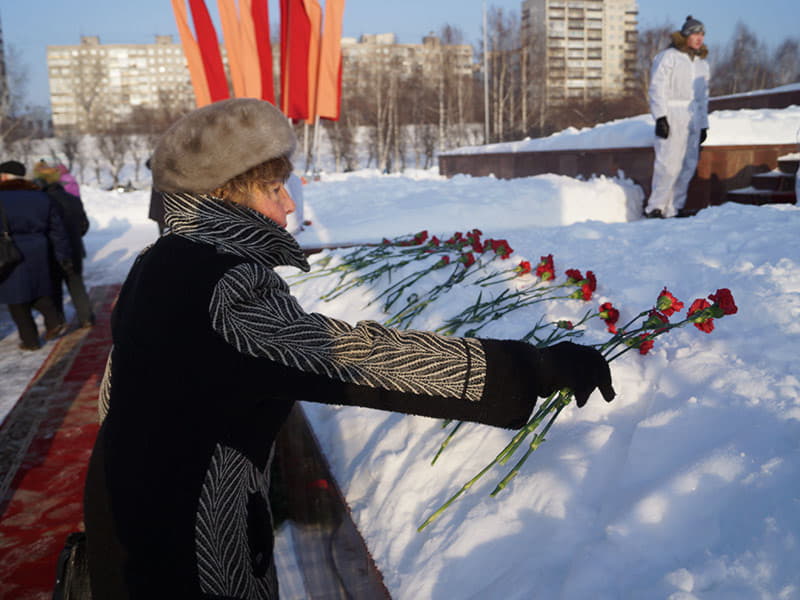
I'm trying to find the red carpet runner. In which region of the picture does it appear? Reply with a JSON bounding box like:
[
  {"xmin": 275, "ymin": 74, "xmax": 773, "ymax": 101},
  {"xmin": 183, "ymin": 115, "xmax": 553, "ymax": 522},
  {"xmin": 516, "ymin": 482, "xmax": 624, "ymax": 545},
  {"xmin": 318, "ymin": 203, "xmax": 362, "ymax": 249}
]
[{"xmin": 0, "ymin": 284, "xmax": 118, "ymax": 600}]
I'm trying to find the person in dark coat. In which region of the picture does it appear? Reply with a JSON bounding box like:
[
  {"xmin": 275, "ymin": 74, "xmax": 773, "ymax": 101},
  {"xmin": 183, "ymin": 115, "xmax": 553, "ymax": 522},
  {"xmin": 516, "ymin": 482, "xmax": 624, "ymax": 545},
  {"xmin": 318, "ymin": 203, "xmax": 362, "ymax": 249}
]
[
  {"xmin": 0, "ymin": 160, "xmax": 72, "ymax": 350},
  {"xmin": 83, "ymin": 99, "xmax": 616, "ymax": 599},
  {"xmin": 33, "ymin": 160, "xmax": 95, "ymax": 327}
]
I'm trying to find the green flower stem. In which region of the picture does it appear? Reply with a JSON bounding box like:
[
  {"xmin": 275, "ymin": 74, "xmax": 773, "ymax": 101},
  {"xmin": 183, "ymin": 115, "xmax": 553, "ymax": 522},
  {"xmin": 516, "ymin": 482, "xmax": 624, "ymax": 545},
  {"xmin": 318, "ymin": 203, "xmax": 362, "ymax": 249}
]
[
  {"xmin": 496, "ymin": 391, "xmax": 562, "ymax": 465},
  {"xmin": 431, "ymin": 420, "xmax": 464, "ymax": 465},
  {"xmin": 490, "ymin": 395, "xmax": 569, "ymax": 497},
  {"xmin": 418, "ymin": 391, "xmax": 569, "ymax": 531},
  {"xmin": 417, "ymin": 438, "xmax": 516, "ymax": 532}
]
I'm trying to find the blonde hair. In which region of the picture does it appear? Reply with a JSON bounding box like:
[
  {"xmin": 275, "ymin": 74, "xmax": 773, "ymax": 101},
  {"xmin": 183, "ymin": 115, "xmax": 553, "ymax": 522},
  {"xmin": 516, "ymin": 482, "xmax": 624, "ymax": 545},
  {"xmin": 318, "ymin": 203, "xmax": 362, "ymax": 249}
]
[{"xmin": 211, "ymin": 155, "xmax": 293, "ymax": 206}]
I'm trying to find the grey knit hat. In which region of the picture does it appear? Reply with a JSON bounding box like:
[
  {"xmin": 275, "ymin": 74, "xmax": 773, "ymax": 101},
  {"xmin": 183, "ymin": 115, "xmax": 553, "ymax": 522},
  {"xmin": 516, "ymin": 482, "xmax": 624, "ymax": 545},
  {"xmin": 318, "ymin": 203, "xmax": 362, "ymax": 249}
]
[
  {"xmin": 151, "ymin": 98, "xmax": 296, "ymax": 194},
  {"xmin": 680, "ymin": 15, "xmax": 705, "ymax": 37}
]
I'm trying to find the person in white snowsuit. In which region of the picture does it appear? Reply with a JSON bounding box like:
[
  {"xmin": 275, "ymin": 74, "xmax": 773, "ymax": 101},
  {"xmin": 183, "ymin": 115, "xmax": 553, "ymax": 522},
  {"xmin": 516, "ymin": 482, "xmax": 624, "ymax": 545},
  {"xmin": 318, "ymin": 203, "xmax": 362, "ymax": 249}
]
[{"xmin": 646, "ymin": 16, "xmax": 710, "ymax": 219}]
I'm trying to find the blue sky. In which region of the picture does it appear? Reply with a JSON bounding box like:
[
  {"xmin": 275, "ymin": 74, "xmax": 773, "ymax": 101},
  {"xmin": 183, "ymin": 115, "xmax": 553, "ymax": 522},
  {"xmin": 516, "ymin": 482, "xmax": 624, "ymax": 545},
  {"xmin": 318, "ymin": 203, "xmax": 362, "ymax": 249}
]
[{"xmin": 2, "ymin": 0, "xmax": 797, "ymax": 108}]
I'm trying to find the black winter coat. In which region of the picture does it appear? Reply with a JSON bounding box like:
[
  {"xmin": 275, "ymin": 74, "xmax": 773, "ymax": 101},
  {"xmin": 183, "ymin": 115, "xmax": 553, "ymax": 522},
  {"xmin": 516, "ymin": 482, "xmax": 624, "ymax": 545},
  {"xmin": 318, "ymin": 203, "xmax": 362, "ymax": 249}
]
[
  {"xmin": 84, "ymin": 192, "xmax": 543, "ymax": 599},
  {"xmin": 42, "ymin": 183, "xmax": 89, "ymax": 266},
  {"xmin": 0, "ymin": 180, "xmax": 71, "ymax": 304}
]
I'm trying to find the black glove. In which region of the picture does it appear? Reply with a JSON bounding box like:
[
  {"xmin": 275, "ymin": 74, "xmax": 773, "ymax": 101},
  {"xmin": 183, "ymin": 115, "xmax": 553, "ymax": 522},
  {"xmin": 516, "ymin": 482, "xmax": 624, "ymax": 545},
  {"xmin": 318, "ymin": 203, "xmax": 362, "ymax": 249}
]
[
  {"xmin": 655, "ymin": 116, "xmax": 669, "ymax": 139},
  {"xmin": 699, "ymin": 128, "xmax": 707, "ymax": 144},
  {"xmin": 60, "ymin": 259, "xmax": 75, "ymax": 275},
  {"xmin": 536, "ymin": 342, "xmax": 616, "ymax": 408}
]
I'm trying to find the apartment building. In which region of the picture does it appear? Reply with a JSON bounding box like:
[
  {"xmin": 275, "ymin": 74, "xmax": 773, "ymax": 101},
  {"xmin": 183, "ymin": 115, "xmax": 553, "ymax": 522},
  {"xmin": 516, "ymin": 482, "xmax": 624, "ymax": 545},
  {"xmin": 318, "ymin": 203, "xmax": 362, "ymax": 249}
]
[
  {"xmin": 521, "ymin": 0, "xmax": 638, "ymax": 107},
  {"xmin": 47, "ymin": 32, "xmax": 471, "ymax": 134},
  {"xmin": 47, "ymin": 35, "xmax": 196, "ymax": 134},
  {"xmin": 342, "ymin": 32, "xmax": 473, "ymax": 87}
]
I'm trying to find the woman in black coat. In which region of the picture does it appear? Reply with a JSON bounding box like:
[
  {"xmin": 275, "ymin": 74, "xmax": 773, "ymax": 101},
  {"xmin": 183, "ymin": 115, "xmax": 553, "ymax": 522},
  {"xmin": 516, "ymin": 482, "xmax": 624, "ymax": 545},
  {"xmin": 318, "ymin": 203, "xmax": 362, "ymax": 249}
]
[
  {"xmin": 84, "ymin": 99, "xmax": 615, "ymax": 599},
  {"xmin": 0, "ymin": 169, "xmax": 72, "ymax": 349}
]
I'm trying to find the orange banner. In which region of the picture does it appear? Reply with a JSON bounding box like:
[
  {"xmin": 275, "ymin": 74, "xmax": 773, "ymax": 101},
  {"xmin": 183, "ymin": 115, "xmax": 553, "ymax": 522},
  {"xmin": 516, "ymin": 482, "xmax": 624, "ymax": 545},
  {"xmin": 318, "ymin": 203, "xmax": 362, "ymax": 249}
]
[
  {"xmin": 316, "ymin": 0, "xmax": 345, "ymax": 120},
  {"xmin": 239, "ymin": 0, "xmax": 263, "ymax": 99},
  {"xmin": 171, "ymin": 0, "xmax": 211, "ymax": 107},
  {"xmin": 218, "ymin": 0, "xmax": 246, "ymax": 97},
  {"xmin": 303, "ymin": 0, "xmax": 322, "ymax": 124}
]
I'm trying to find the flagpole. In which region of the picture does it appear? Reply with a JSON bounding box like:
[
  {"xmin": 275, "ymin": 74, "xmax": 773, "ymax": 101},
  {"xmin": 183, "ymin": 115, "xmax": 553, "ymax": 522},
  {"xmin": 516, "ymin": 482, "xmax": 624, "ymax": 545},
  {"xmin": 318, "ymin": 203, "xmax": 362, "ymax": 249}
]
[
  {"xmin": 310, "ymin": 114, "xmax": 322, "ymax": 176},
  {"xmin": 303, "ymin": 122, "xmax": 310, "ymax": 173},
  {"xmin": 483, "ymin": 0, "xmax": 489, "ymax": 144}
]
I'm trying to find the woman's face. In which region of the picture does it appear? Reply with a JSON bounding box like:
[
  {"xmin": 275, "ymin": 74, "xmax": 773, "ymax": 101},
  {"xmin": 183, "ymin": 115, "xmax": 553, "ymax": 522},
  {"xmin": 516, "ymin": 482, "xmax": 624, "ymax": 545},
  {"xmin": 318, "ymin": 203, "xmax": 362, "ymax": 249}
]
[
  {"xmin": 687, "ymin": 32, "xmax": 705, "ymax": 50},
  {"xmin": 248, "ymin": 180, "xmax": 295, "ymax": 227}
]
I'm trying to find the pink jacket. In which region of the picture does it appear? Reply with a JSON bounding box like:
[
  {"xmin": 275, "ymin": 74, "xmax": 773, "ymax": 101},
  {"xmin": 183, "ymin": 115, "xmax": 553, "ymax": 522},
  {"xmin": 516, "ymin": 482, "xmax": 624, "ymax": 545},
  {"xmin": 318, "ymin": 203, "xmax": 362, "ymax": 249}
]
[{"xmin": 57, "ymin": 164, "xmax": 81, "ymax": 197}]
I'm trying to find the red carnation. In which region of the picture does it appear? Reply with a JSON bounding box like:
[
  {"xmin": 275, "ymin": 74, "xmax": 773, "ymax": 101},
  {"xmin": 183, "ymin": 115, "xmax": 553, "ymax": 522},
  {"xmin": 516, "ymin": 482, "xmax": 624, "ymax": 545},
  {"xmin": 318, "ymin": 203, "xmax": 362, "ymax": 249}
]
[
  {"xmin": 429, "ymin": 236, "xmax": 441, "ymax": 247},
  {"xmin": 436, "ymin": 256, "xmax": 451, "ymax": 267},
  {"xmin": 557, "ymin": 320, "xmax": 574, "ymax": 330},
  {"xmin": 459, "ymin": 252, "xmax": 476, "ymax": 268},
  {"xmin": 382, "ymin": 238, "xmax": 391, "ymax": 245},
  {"xmin": 472, "ymin": 239, "xmax": 484, "ymax": 253},
  {"xmin": 708, "ymin": 288, "xmax": 738, "ymax": 315},
  {"xmin": 637, "ymin": 334, "xmax": 655, "ymax": 355},
  {"xmin": 565, "ymin": 269, "xmax": 583, "ymax": 283},
  {"xmin": 490, "ymin": 239, "xmax": 513, "ymax": 259},
  {"xmin": 414, "ymin": 230, "xmax": 429, "ymax": 244},
  {"xmin": 657, "ymin": 287, "xmax": 684, "ymax": 317},
  {"xmin": 645, "ymin": 309, "xmax": 669, "ymax": 333},
  {"xmin": 581, "ymin": 283, "xmax": 593, "ymax": 301},
  {"xmin": 586, "ymin": 270, "xmax": 597, "ymax": 292},
  {"xmin": 516, "ymin": 260, "xmax": 532, "ymax": 276},
  {"xmin": 535, "ymin": 254, "xmax": 555, "ymax": 281},
  {"xmin": 688, "ymin": 298, "xmax": 714, "ymax": 333},
  {"xmin": 599, "ymin": 301, "xmax": 619, "ymax": 334}
]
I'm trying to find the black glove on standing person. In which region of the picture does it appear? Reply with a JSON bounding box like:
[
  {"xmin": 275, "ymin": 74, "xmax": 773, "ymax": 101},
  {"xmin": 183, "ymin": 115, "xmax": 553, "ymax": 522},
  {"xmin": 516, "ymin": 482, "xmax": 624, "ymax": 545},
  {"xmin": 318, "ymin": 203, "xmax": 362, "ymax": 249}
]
[
  {"xmin": 699, "ymin": 128, "xmax": 708, "ymax": 144},
  {"xmin": 655, "ymin": 116, "xmax": 670, "ymax": 139},
  {"xmin": 60, "ymin": 258, "xmax": 75, "ymax": 276},
  {"xmin": 535, "ymin": 341, "xmax": 616, "ymax": 407}
]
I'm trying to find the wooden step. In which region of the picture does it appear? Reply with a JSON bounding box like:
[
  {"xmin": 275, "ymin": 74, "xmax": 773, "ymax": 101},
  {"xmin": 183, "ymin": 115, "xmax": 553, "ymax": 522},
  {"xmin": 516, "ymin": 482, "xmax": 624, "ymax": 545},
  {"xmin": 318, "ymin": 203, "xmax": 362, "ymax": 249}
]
[
  {"xmin": 777, "ymin": 157, "xmax": 799, "ymax": 175},
  {"xmin": 751, "ymin": 170, "xmax": 796, "ymax": 191},
  {"xmin": 726, "ymin": 187, "xmax": 797, "ymax": 206}
]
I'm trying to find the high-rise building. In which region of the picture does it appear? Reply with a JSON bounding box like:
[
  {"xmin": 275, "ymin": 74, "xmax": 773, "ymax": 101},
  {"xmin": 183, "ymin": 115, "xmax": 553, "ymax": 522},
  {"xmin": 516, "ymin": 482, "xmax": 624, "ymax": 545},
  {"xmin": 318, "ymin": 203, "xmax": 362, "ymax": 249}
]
[
  {"xmin": 47, "ymin": 35, "xmax": 196, "ymax": 134},
  {"xmin": 0, "ymin": 14, "xmax": 10, "ymax": 119},
  {"xmin": 521, "ymin": 0, "xmax": 638, "ymax": 108}
]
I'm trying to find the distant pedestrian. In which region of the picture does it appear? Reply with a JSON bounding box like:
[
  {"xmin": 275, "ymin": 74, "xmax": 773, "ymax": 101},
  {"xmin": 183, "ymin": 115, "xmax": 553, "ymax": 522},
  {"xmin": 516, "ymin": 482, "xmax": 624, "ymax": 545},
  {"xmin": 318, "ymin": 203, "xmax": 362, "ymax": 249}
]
[
  {"xmin": 0, "ymin": 160, "xmax": 71, "ymax": 350},
  {"xmin": 33, "ymin": 160, "xmax": 95, "ymax": 328},
  {"xmin": 645, "ymin": 15, "xmax": 710, "ymax": 219}
]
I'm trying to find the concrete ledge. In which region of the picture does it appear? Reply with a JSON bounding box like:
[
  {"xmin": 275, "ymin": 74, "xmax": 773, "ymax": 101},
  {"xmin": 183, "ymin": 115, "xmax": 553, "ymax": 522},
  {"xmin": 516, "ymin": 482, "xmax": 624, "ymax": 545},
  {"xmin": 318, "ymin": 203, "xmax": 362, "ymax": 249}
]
[{"xmin": 439, "ymin": 143, "xmax": 797, "ymax": 211}]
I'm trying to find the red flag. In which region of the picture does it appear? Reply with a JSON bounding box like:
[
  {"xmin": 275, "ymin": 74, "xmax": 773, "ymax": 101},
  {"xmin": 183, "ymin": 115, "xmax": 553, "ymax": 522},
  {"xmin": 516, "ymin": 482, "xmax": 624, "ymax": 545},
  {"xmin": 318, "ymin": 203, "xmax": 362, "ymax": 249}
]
[
  {"xmin": 251, "ymin": 0, "xmax": 275, "ymax": 103},
  {"xmin": 189, "ymin": 0, "xmax": 229, "ymax": 102},
  {"xmin": 316, "ymin": 0, "xmax": 345, "ymax": 120},
  {"xmin": 280, "ymin": 0, "xmax": 310, "ymax": 120}
]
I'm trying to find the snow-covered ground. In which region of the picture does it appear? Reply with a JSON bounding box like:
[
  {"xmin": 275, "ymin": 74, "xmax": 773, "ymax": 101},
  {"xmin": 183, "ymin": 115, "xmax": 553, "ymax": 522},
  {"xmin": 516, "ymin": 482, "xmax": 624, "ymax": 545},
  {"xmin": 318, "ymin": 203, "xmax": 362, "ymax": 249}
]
[
  {"xmin": 443, "ymin": 103, "xmax": 800, "ymax": 154},
  {"xmin": 1, "ymin": 105, "xmax": 799, "ymax": 599}
]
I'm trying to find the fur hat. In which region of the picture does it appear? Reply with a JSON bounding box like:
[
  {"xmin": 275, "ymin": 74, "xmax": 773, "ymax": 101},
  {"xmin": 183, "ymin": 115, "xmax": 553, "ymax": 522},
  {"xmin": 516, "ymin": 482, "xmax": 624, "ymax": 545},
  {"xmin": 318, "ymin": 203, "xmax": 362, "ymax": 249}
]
[
  {"xmin": 680, "ymin": 15, "xmax": 705, "ymax": 37},
  {"xmin": 33, "ymin": 160, "xmax": 61, "ymax": 184},
  {"xmin": 0, "ymin": 160, "xmax": 26, "ymax": 177},
  {"xmin": 151, "ymin": 98, "xmax": 296, "ymax": 194}
]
